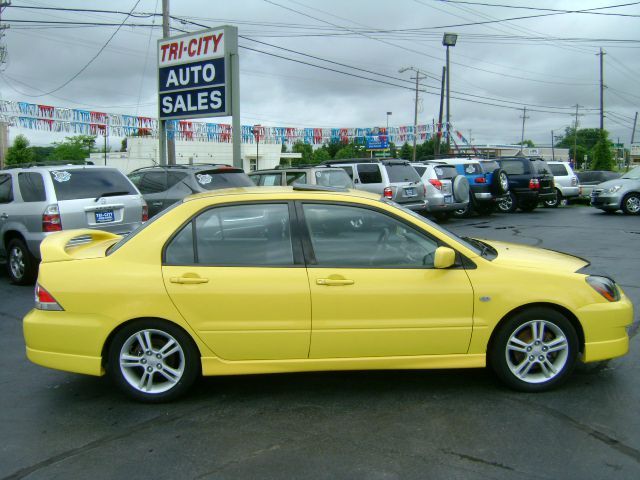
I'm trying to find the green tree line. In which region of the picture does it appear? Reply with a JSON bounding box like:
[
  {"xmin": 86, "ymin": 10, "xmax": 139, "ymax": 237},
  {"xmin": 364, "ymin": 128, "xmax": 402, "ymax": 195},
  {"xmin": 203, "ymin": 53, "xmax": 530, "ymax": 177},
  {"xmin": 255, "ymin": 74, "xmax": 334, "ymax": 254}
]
[{"xmin": 5, "ymin": 134, "xmax": 98, "ymax": 166}]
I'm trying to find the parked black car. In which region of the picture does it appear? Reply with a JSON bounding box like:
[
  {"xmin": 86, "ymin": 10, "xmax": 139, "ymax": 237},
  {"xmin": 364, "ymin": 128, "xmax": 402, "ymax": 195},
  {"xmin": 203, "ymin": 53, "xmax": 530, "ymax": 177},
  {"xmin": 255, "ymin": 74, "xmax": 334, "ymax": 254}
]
[
  {"xmin": 496, "ymin": 157, "xmax": 556, "ymax": 213},
  {"xmin": 128, "ymin": 164, "xmax": 254, "ymax": 217}
]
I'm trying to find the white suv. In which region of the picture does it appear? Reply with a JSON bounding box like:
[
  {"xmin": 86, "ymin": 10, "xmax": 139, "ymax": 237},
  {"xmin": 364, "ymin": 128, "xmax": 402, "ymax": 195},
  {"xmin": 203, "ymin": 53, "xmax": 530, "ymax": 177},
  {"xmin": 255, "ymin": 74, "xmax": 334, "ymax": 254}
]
[
  {"xmin": 0, "ymin": 165, "xmax": 147, "ymax": 284},
  {"xmin": 545, "ymin": 161, "xmax": 579, "ymax": 207}
]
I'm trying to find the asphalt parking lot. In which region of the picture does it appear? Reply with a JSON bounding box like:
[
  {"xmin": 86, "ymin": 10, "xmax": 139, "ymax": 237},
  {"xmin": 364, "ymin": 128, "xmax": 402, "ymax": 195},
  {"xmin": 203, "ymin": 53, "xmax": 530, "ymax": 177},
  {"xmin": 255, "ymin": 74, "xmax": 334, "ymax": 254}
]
[{"xmin": 1, "ymin": 205, "xmax": 639, "ymax": 480}]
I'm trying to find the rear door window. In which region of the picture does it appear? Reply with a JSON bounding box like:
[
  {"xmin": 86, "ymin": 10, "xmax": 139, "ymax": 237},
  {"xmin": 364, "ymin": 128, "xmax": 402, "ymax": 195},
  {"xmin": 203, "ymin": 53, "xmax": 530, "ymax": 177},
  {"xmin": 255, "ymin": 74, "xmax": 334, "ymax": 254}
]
[
  {"xmin": 314, "ymin": 169, "xmax": 353, "ymax": 188},
  {"xmin": 549, "ymin": 164, "xmax": 568, "ymax": 176},
  {"xmin": 49, "ymin": 169, "xmax": 137, "ymax": 200},
  {"xmin": 286, "ymin": 172, "xmax": 307, "ymax": 185},
  {"xmin": 357, "ymin": 164, "xmax": 383, "ymax": 184},
  {"xmin": 129, "ymin": 171, "xmax": 166, "ymax": 194},
  {"xmin": 414, "ymin": 166, "xmax": 427, "ymax": 176},
  {"xmin": 532, "ymin": 160, "xmax": 552, "ymax": 176},
  {"xmin": 434, "ymin": 165, "xmax": 457, "ymax": 179},
  {"xmin": 0, "ymin": 174, "xmax": 13, "ymax": 203},
  {"xmin": 385, "ymin": 163, "xmax": 421, "ymax": 183},
  {"xmin": 18, "ymin": 172, "xmax": 46, "ymax": 202},
  {"xmin": 258, "ymin": 173, "xmax": 282, "ymax": 186},
  {"xmin": 193, "ymin": 169, "xmax": 254, "ymax": 190}
]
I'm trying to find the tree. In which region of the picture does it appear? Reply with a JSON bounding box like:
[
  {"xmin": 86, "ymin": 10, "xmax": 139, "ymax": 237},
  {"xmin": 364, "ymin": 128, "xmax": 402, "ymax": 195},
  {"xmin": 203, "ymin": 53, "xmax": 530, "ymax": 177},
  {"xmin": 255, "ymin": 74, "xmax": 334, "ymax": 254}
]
[
  {"xmin": 312, "ymin": 147, "xmax": 331, "ymax": 163},
  {"xmin": 518, "ymin": 139, "xmax": 535, "ymax": 147},
  {"xmin": 291, "ymin": 141, "xmax": 313, "ymax": 166},
  {"xmin": 591, "ymin": 130, "xmax": 614, "ymax": 171},
  {"xmin": 120, "ymin": 137, "xmax": 128, "ymax": 152},
  {"xmin": 399, "ymin": 142, "xmax": 412, "ymax": 160},
  {"xmin": 281, "ymin": 143, "xmax": 288, "ymax": 153},
  {"xmin": 6, "ymin": 135, "xmax": 35, "ymax": 165},
  {"xmin": 334, "ymin": 144, "xmax": 358, "ymax": 159},
  {"xmin": 50, "ymin": 135, "xmax": 97, "ymax": 162},
  {"xmin": 31, "ymin": 146, "xmax": 55, "ymax": 162}
]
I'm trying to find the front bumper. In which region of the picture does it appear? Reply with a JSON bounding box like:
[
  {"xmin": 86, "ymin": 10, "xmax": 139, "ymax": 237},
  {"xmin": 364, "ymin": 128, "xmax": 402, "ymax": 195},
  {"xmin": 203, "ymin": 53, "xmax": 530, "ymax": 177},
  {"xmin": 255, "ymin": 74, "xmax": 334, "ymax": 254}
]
[
  {"xmin": 591, "ymin": 194, "xmax": 621, "ymax": 210},
  {"xmin": 580, "ymin": 294, "xmax": 633, "ymax": 363}
]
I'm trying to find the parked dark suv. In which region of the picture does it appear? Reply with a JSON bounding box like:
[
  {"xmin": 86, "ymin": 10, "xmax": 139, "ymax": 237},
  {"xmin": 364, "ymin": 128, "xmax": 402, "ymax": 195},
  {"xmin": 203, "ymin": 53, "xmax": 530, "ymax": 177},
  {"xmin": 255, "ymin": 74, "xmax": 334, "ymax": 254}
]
[
  {"xmin": 496, "ymin": 157, "xmax": 555, "ymax": 213},
  {"xmin": 128, "ymin": 164, "xmax": 254, "ymax": 218}
]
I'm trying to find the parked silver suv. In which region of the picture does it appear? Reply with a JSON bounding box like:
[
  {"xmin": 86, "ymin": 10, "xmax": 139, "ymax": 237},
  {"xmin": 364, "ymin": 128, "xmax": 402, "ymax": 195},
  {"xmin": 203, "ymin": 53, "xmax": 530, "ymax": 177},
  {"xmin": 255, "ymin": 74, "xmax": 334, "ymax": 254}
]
[
  {"xmin": 248, "ymin": 166, "xmax": 353, "ymax": 189},
  {"xmin": 545, "ymin": 161, "xmax": 579, "ymax": 207},
  {"xmin": 0, "ymin": 165, "xmax": 146, "ymax": 284},
  {"xmin": 327, "ymin": 159, "xmax": 427, "ymax": 211},
  {"xmin": 411, "ymin": 162, "xmax": 469, "ymax": 220}
]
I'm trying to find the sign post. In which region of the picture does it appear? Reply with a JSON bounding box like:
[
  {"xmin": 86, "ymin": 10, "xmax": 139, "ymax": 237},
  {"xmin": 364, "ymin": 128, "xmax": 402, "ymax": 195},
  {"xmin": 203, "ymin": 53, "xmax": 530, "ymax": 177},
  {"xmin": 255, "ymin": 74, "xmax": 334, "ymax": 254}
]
[{"xmin": 158, "ymin": 26, "xmax": 241, "ymax": 168}]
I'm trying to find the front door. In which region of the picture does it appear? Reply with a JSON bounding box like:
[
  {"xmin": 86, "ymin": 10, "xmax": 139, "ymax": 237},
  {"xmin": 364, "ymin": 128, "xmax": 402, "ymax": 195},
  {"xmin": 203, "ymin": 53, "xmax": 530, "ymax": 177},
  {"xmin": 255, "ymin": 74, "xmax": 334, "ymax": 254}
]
[
  {"xmin": 162, "ymin": 202, "xmax": 311, "ymax": 360},
  {"xmin": 300, "ymin": 202, "xmax": 474, "ymax": 359}
]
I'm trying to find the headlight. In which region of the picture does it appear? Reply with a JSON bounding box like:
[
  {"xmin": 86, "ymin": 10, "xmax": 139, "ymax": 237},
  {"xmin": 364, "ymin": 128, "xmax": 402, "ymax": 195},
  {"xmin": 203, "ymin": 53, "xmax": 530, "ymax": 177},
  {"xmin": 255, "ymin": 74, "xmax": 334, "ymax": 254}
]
[
  {"xmin": 586, "ymin": 275, "xmax": 620, "ymax": 302},
  {"xmin": 607, "ymin": 185, "xmax": 622, "ymax": 193}
]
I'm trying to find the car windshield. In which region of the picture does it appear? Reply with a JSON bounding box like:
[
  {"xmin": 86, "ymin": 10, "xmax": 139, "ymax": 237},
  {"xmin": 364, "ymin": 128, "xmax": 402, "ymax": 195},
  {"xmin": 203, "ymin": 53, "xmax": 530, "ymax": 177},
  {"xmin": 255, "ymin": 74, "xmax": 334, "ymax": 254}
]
[
  {"xmin": 382, "ymin": 199, "xmax": 485, "ymax": 257},
  {"xmin": 621, "ymin": 167, "xmax": 640, "ymax": 180},
  {"xmin": 49, "ymin": 168, "xmax": 137, "ymax": 201}
]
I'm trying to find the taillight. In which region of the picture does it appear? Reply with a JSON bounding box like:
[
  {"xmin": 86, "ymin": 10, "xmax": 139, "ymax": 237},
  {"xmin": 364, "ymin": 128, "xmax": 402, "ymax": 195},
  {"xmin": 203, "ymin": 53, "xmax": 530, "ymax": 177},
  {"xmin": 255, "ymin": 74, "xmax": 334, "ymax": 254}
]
[
  {"xmin": 35, "ymin": 284, "xmax": 64, "ymax": 311},
  {"xmin": 474, "ymin": 177, "xmax": 486, "ymax": 184},
  {"xmin": 571, "ymin": 176, "xmax": 578, "ymax": 186},
  {"xmin": 429, "ymin": 179, "xmax": 443, "ymax": 190},
  {"xmin": 42, "ymin": 204, "xmax": 62, "ymax": 232},
  {"xmin": 383, "ymin": 187, "xmax": 393, "ymax": 199},
  {"xmin": 142, "ymin": 205, "xmax": 149, "ymax": 222},
  {"xmin": 529, "ymin": 178, "xmax": 540, "ymax": 190}
]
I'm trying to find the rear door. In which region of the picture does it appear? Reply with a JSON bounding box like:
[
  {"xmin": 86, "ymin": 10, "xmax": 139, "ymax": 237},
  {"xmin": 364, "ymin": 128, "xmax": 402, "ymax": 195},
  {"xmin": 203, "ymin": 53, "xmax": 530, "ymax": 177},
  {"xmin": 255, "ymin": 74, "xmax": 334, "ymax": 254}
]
[
  {"xmin": 49, "ymin": 168, "xmax": 142, "ymax": 234},
  {"xmin": 128, "ymin": 171, "xmax": 168, "ymax": 217}
]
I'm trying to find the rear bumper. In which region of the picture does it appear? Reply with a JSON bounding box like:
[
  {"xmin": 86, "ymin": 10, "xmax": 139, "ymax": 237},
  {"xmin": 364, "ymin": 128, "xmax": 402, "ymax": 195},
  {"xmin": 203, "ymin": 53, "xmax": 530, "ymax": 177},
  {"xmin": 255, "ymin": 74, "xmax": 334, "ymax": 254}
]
[
  {"xmin": 559, "ymin": 186, "xmax": 580, "ymax": 198},
  {"xmin": 424, "ymin": 196, "xmax": 468, "ymax": 212},
  {"xmin": 400, "ymin": 200, "xmax": 429, "ymax": 212}
]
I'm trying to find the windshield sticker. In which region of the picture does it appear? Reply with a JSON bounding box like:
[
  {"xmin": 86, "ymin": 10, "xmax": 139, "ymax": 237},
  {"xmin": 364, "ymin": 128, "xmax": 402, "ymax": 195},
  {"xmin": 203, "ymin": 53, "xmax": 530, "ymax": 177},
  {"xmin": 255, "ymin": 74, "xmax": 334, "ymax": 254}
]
[
  {"xmin": 465, "ymin": 165, "xmax": 475, "ymax": 174},
  {"xmin": 51, "ymin": 171, "xmax": 71, "ymax": 183},
  {"xmin": 196, "ymin": 173, "xmax": 212, "ymax": 185},
  {"xmin": 435, "ymin": 168, "xmax": 443, "ymax": 176}
]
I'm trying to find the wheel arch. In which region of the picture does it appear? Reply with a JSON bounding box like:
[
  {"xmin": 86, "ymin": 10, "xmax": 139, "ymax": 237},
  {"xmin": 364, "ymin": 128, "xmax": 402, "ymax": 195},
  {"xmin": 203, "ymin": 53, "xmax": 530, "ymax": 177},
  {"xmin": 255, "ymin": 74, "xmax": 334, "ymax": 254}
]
[
  {"xmin": 100, "ymin": 316, "xmax": 203, "ymax": 372},
  {"xmin": 486, "ymin": 302, "xmax": 585, "ymax": 362},
  {"xmin": 2, "ymin": 229, "xmax": 26, "ymax": 250}
]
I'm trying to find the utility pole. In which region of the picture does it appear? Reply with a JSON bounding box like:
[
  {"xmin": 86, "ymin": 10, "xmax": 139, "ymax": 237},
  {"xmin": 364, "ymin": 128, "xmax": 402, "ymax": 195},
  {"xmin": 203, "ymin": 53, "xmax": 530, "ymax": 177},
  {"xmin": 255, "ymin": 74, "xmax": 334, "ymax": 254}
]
[
  {"xmin": 0, "ymin": 2, "xmax": 11, "ymax": 169},
  {"xmin": 159, "ymin": 0, "xmax": 176, "ymax": 165},
  {"xmin": 399, "ymin": 67, "xmax": 428, "ymax": 161},
  {"xmin": 519, "ymin": 107, "xmax": 529, "ymax": 154},
  {"xmin": 598, "ymin": 48, "xmax": 605, "ymax": 132},
  {"xmin": 551, "ymin": 130, "xmax": 555, "ymax": 161},
  {"xmin": 573, "ymin": 104, "xmax": 582, "ymax": 168},
  {"xmin": 627, "ymin": 111, "xmax": 637, "ymax": 171},
  {"xmin": 435, "ymin": 66, "xmax": 446, "ymax": 156}
]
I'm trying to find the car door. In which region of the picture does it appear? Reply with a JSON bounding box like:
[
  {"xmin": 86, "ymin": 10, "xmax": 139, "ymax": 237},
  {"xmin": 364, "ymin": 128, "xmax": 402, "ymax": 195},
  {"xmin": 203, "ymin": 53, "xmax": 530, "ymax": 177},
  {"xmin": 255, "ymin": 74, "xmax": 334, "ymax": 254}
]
[
  {"xmin": 162, "ymin": 202, "xmax": 311, "ymax": 360},
  {"xmin": 299, "ymin": 201, "xmax": 474, "ymax": 359},
  {"xmin": 129, "ymin": 171, "xmax": 168, "ymax": 217}
]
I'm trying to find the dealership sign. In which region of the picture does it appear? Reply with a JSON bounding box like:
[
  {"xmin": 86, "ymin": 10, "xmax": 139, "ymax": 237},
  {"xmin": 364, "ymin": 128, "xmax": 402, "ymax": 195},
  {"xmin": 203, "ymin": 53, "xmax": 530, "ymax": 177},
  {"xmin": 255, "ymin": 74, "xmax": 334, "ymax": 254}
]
[{"xmin": 158, "ymin": 27, "xmax": 236, "ymax": 120}]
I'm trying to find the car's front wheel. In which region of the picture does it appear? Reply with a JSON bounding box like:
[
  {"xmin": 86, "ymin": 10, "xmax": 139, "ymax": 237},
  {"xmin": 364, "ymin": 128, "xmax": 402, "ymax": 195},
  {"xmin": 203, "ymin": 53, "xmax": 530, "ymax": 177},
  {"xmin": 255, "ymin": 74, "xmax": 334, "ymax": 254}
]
[
  {"xmin": 7, "ymin": 238, "xmax": 38, "ymax": 285},
  {"xmin": 543, "ymin": 189, "xmax": 561, "ymax": 208},
  {"xmin": 489, "ymin": 308, "xmax": 578, "ymax": 392},
  {"xmin": 108, "ymin": 319, "xmax": 200, "ymax": 402},
  {"xmin": 621, "ymin": 193, "xmax": 640, "ymax": 215}
]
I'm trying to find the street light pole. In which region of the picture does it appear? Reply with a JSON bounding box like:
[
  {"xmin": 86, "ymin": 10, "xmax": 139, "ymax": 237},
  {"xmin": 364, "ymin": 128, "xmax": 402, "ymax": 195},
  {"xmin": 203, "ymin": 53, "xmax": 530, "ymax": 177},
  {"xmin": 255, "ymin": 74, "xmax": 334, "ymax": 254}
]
[
  {"xmin": 442, "ymin": 33, "xmax": 458, "ymax": 151},
  {"xmin": 399, "ymin": 67, "xmax": 428, "ymax": 162}
]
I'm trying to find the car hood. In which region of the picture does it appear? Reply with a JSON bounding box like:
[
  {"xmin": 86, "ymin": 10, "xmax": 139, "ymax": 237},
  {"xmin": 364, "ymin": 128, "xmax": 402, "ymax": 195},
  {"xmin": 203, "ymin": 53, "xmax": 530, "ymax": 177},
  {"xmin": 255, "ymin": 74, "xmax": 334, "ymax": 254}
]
[
  {"xmin": 595, "ymin": 178, "xmax": 636, "ymax": 189},
  {"xmin": 480, "ymin": 239, "xmax": 589, "ymax": 272}
]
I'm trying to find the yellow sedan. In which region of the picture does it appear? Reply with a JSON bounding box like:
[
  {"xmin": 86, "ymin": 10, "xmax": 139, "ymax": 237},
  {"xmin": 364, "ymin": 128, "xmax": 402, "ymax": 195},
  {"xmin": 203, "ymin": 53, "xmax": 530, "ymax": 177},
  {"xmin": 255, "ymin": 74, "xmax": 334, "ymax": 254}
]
[{"xmin": 24, "ymin": 186, "xmax": 633, "ymax": 402}]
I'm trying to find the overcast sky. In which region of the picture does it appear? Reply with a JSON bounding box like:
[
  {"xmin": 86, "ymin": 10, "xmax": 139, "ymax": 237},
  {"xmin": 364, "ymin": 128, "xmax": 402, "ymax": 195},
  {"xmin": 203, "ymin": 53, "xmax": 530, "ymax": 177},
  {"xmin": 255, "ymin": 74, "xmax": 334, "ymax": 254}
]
[{"xmin": 1, "ymin": 0, "xmax": 639, "ymax": 148}]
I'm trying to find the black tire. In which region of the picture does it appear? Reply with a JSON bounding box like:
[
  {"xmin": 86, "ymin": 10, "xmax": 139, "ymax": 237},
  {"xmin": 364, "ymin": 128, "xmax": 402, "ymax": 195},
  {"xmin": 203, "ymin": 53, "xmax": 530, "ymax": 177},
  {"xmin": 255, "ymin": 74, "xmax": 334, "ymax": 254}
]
[
  {"xmin": 433, "ymin": 212, "xmax": 451, "ymax": 223},
  {"xmin": 107, "ymin": 319, "xmax": 200, "ymax": 403},
  {"xmin": 452, "ymin": 175, "xmax": 470, "ymax": 203},
  {"xmin": 452, "ymin": 200, "xmax": 473, "ymax": 218},
  {"xmin": 474, "ymin": 203, "xmax": 494, "ymax": 216},
  {"xmin": 6, "ymin": 238, "xmax": 38, "ymax": 285},
  {"xmin": 489, "ymin": 307, "xmax": 579, "ymax": 392},
  {"xmin": 621, "ymin": 192, "xmax": 640, "ymax": 215},
  {"xmin": 496, "ymin": 191, "xmax": 517, "ymax": 213},
  {"xmin": 491, "ymin": 169, "xmax": 509, "ymax": 195},
  {"xmin": 543, "ymin": 189, "xmax": 561, "ymax": 208}
]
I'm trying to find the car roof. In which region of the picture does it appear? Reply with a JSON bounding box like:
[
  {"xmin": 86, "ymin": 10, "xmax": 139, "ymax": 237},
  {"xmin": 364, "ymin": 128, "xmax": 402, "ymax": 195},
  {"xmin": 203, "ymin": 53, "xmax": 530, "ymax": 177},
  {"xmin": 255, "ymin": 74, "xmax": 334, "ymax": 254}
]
[
  {"xmin": 1, "ymin": 164, "xmax": 122, "ymax": 174},
  {"xmin": 183, "ymin": 185, "xmax": 381, "ymax": 203},
  {"xmin": 128, "ymin": 164, "xmax": 240, "ymax": 174},
  {"xmin": 249, "ymin": 166, "xmax": 346, "ymax": 173}
]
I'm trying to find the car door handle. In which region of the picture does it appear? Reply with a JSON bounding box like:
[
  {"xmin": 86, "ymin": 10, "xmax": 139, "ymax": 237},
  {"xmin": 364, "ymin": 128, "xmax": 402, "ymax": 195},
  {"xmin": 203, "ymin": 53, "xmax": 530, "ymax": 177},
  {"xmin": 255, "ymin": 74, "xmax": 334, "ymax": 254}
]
[
  {"xmin": 0, "ymin": 213, "xmax": 7, "ymax": 220},
  {"xmin": 170, "ymin": 275, "xmax": 209, "ymax": 284},
  {"xmin": 316, "ymin": 278, "xmax": 354, "ymax": 286},
  {"xmin": 151, "ymin": 201, "xmax": 163, "ymax": 206}
]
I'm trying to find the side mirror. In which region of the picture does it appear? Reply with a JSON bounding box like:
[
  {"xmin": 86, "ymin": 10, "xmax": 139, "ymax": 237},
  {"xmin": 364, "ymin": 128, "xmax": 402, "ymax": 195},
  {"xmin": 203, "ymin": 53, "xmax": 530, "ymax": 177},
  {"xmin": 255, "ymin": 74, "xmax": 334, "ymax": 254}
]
[
  {"xmin": 434, "ymin": 246, "xmax": 456, "ymax": 269},
  {"xmin": 354, "ymin": 178, "xmax": 360, "ymax": 184}
]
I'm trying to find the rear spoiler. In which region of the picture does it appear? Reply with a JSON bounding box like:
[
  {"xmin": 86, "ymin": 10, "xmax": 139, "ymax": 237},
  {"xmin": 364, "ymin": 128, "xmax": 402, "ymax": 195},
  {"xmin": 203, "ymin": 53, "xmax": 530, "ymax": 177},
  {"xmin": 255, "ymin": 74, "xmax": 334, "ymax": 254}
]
[{"xmin": 40, "ymin": 229, "xmax": 122, "ymax": 263}]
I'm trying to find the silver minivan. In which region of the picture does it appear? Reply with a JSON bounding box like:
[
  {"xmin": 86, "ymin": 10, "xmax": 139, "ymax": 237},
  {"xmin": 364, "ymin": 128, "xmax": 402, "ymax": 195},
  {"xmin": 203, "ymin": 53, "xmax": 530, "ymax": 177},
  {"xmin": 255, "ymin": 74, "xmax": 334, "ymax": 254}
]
[
  {"xmin": 0, "ymin": 165, "xmax": 146, "ymax": 284},
  {"xmin": 328, "ymin": 159, "xmax": 428, "ymax": 212}
]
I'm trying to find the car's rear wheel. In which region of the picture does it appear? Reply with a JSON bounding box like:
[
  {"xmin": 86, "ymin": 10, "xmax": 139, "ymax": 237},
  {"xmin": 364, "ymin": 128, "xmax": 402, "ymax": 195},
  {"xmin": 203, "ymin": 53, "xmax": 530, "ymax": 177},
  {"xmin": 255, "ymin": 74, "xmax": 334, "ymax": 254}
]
[
  {"xmin": 433, "ymin": 212, "xmax": 451, "ymax": 222},
  {"xmin": 621, "ymin": 193, "xmax": 640, "ymax": 215},
  {"xmin": 108, "ymin": 319, "xmax": 200, "ymax": 402},
  {"xmin": 7, "ymin": 238, "xmax": 38, "ymax": 285},
  {"xmin": 496, "ymin": 191, "xmax": 517, "ymax": 213},
  {"xmin": 489, "ymin": 308, "xmax": 578, "ymax": 392},
  {"xmin": 543, "ymin": 189, "xmax": 561, "ymax": 208}
]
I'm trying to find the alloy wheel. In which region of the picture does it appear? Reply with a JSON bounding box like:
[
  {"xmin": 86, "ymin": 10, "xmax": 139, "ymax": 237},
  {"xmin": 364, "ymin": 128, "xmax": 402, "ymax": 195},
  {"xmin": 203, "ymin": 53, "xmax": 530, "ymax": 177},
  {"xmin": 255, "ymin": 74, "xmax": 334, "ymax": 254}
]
[{"xmin": 9, "ymin": 246, "xmax": 25, "ymax": 281}]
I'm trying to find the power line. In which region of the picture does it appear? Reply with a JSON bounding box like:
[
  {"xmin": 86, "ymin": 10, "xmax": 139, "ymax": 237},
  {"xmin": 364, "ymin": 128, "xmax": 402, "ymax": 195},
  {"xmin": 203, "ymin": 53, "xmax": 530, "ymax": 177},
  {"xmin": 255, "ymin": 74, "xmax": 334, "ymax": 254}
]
[{"xmin": 438, "ymin": 0, "xmax": 640, "ymax": 17}]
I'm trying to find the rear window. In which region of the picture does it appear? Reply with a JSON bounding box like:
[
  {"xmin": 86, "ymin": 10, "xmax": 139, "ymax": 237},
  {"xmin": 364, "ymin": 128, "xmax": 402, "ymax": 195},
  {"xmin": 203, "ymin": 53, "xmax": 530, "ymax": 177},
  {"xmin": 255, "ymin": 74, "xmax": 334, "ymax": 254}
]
[
  {"xmin": 531, "ymin": 160, "xmax": 552, "ymax": 176},
  {"xmin": 549, "ymin": 164, "xmax": 568, "ymax": 176},
  {"xmin": 500, "ymin": 159, "xmax": 527, "ymax": 175},
  {"xmin": 193, "ymin": 169, "xmax": 254, "ymax": 190},
  {"xmin": 50, "ymin": 169, "xmax": 137, "ymax": 201},
  {"xmin": 315, "ymin": 169, "xmax": 353, "ymax": 188},
  {"xmin": 434, "ymin": 165, "xmax": 457, "ymax": 179},
  {"xmin": 479, "ymin": 160, "xmax": 499, "ymax": 172},
  {"xmin": 385, "ymin": 163, "xmax": 421, "ymax": 183},
  {"xmin": 414, "ymin": 166, "xmax": 427, "ymax": 176},
  {"xmin": 458, "ymin": 163, "xmax": 482, "ymax": 175}
]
